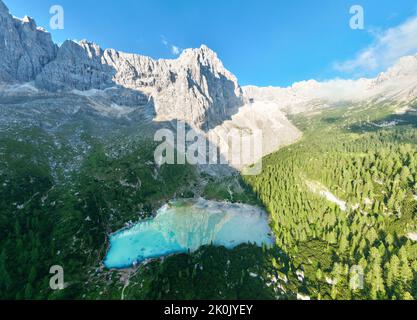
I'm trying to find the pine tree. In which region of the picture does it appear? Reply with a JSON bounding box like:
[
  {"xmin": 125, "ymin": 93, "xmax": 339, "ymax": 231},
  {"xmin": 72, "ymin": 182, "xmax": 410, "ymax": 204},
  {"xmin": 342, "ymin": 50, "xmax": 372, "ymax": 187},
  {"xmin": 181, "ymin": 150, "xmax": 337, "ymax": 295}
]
[
  {"xmin": 0, "ymin": 249, "xmax": 12, "ymax": 298},
  {"xmin": 399, "ymin": 247, "xmax": 413, "ymax": 285},
  {"xmin": 385, "ymin": 255, "xmax": 399, "ymax": 289},
  {"xmin": 366, "ymin": 248, "xmax": 386, "ymax": 299}
]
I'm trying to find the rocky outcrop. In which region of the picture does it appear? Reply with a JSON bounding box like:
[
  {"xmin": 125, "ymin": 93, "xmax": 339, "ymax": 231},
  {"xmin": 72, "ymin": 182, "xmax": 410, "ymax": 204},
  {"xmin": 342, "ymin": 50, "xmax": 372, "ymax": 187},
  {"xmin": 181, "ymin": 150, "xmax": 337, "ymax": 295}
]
[
  {"xmin": 208, "ymin": 101, "xmax": 302, "ymax": 170},
  {"xmin": 145, "ymin": 45, "xmax": 243, "ymax": 130},
  {"xmin": 35, "ymin": 40, "xmax": 114, "ymax": 91},
  {"xmin": 0, "ymin": 1, "xmax": 57, "ymax": 82},
  {"xmin": 0, "ymin": 0, "xmax": 244, "ymax": 131}
]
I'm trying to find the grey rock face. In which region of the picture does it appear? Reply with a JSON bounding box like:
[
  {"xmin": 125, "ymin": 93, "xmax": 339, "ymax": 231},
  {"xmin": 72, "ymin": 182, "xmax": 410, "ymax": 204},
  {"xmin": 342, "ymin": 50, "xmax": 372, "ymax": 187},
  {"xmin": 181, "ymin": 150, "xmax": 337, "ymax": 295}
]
[
  {"xmin": 102, "ymin": 45, "xmax": 244, "ymax": 129},
  {"xmin": 36, "ymin": 41, "xmax": 244, "ymax": 130},
  {"xmin": 1, "ymin": 0, "xmax": 243, "ymax": 130},
  {"xmin": 35, "ymin": 40, "xmax": 115, "ymax": 91},
  {"xmin": 0, "ymin": 0, "xmax": 8, "ymax": 13},
  {"xmin": 150, "ymin": 45, "xmax": 244, "ymax": 130},
  {"xmin": 0, "ymin": 1, "xmax": 57, "ymax": 82}
]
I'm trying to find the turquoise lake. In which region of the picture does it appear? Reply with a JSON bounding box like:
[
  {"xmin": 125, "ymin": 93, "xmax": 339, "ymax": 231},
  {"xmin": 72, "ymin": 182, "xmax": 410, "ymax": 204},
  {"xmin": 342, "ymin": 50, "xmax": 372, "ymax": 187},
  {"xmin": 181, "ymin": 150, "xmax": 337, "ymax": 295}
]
[{"xmin": 104, "ymin": 198, "xmax": 274, "ymax": 269}]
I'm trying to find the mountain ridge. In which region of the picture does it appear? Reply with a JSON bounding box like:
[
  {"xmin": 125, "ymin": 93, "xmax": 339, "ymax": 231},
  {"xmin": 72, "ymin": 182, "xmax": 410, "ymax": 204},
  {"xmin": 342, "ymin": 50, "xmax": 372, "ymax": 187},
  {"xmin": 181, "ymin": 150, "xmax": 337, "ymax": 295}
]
[
  {"xmin": 1, "ymin": 0, "xmax": 416, "ymax": 171},
  {"xmin": 0, "ymin": 0, "xmax": 244, "ymax": 131},
  {"xmin": 0, "ymin": 0, "xmax": 301, "ymax": 171},
  {"xmin": 0, "ymin": 0, "xmax": 57, "ymax": 82},
  {"xmin": 2, "ymin": 0, "xmax": 417, "ymax": 120},
  {"xmin": 244, "ymin": 53, "xmax": 417, "ymax": 114}
]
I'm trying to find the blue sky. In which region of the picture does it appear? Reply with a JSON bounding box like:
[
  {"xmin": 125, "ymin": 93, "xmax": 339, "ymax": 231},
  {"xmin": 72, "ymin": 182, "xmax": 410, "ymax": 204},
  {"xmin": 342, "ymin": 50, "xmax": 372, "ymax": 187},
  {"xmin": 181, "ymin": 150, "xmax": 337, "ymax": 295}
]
[{"xmin": 4, "ymin": 0, "xmax": 417, "ymax": 86}]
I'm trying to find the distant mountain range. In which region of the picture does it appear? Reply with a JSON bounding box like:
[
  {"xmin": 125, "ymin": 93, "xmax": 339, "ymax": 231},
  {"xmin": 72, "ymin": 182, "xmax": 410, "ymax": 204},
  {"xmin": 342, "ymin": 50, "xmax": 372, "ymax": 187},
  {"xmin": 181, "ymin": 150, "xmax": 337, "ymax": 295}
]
[{"xmin": 245, "ymin": 53, "xmax": 417, "ymax": 115}]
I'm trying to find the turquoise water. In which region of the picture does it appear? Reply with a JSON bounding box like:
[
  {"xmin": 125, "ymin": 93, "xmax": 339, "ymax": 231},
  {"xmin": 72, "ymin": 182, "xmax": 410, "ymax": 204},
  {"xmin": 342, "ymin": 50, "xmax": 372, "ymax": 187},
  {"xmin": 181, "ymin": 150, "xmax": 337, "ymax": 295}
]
[{"xmin": 104, "ymin": 198, "xmax": 274, "ymax": 269}]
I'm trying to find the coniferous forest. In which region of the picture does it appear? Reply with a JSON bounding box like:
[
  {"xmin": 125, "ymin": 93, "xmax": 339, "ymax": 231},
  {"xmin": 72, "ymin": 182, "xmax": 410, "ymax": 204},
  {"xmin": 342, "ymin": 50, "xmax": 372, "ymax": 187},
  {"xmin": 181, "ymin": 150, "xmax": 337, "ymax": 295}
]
[
  {"xmin": 244, "ymin": 101, "xmax": 417, "ymax": 299},
  {"xmin": 1, "ymin": 0, "xmax": 417, "ymax": 303},
  {"xmin": 1, "ymin": 97, "xmax": 416, "ymax": 300}
]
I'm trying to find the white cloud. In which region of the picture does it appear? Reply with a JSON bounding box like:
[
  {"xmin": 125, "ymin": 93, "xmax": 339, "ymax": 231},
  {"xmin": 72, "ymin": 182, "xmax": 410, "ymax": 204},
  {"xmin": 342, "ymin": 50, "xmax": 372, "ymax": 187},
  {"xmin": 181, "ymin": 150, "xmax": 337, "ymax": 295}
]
[
  {"xmin": 171, "ymin": 45, "xmax": 181, "ymax": 55},
  {"xmin": 334, "ymin": 14, "xmax": 417, "ymax": 75}
]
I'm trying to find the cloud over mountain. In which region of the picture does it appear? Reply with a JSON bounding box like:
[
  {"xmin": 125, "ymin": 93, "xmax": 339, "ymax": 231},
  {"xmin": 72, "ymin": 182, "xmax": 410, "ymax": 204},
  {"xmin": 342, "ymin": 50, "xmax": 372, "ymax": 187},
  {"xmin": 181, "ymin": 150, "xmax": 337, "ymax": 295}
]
[{"xmin": 334, "ymin": 14, "xmax": 417, "ymax": 76}]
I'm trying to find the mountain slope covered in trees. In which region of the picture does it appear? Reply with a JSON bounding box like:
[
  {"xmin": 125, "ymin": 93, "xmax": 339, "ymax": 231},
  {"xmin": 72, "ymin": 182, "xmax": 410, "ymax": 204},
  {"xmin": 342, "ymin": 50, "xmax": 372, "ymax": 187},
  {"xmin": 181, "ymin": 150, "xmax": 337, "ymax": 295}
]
[{"xmin": 244, "ymin": 100, "xmax": 417, "ymax": 299}]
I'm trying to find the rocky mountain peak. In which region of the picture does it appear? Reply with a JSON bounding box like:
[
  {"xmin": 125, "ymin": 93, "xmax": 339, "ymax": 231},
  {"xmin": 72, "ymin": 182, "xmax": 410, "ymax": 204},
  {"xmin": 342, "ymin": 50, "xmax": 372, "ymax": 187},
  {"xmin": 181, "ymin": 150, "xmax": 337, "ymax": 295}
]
[
  {"xmin": 373, "ymin": 54, "xmax": 417, "ymax": 85},
  {"xmin": 0, "ymin": 1, "xmax": 243, "ymax": 130},
  {"xmin": 35, "ymin": 38, "xmax": 244, "ymax": 129},
  {"xmin": 179, "ymin": 44, "xmax": 238, "ymax": 83},
  {"xmin": 0, "ymin": 0, "xmax": 8, "ymax": 15},
  {"xmin": 21, "ymin": 15, "xmax": 37, "ymax": 29},
  {"xmin": 78, "ymin": 39, "xmax": 103, "ymax": 57},
  {"xmin": 35, "ymin": 39, "xmax": 113, "ymax": 91},
  {"xmin": 180, "ymin": 45, "xmax": 220, "ymax": 65}
]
